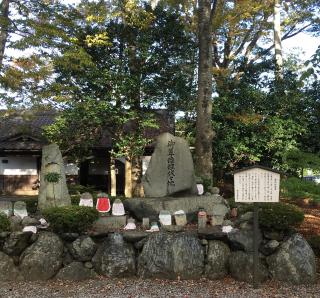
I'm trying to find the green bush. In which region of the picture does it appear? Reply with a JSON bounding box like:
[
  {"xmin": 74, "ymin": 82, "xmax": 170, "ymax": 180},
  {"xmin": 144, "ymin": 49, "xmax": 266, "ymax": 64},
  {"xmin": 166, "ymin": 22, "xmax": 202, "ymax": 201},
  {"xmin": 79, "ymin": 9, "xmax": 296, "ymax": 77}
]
[
  {"xmin": 0, "ymin": 213, "xmax": 10, "ymax": 232},
  {"xmin": 68, "ymin": 184, "xmax": 96, "ymax": 195},
  {"xmin": 281, "ymin": 177, "xmax": 320, "ymax": 202},
  {"xmin": 42, "ymin": 205, "xmax": 99, "ymax": 233},
  {"xmin": 239, "ymin": 202, "xmax": 304, "ymax": 232},
  {"xmin": 25, "ymin": 199, "xmax": 38, "ymax": 214},
  {"xmin": 259, "ymin": 203, "xmax": 304, "ymax": 231},
  {"xmin": 227, "ymin": 197, "xmax": 237, "ymax": 209},
  {"xmin": 307, "ymin": 236, "xmax": 320, "ymax": 257},
  {"xmin": 70, "ymin": 195, "xmax": 81, "ymax": 206}
]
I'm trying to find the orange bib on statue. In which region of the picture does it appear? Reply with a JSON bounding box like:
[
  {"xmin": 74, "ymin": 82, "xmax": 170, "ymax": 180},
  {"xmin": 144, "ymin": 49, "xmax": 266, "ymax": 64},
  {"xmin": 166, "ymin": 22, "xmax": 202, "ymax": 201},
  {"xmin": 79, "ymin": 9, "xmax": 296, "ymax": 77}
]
[{"xmin": 96, "ymin": 193, "xmax": 111, "ymax": 213}]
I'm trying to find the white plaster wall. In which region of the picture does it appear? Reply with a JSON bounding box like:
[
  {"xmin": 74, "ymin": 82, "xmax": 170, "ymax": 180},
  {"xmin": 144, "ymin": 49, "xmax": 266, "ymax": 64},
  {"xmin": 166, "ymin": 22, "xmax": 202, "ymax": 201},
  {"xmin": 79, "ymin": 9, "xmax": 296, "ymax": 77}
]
[{"xmin": 0, "ymin": 156, "xmax": 37, "ymax": 175}]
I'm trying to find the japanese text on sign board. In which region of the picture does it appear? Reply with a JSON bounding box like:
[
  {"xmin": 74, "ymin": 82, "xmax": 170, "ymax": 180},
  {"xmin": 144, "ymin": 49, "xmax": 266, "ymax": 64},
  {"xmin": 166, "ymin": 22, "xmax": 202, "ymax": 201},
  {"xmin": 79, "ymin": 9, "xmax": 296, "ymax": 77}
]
[{"xmin": 234, "ymin": 168, "xmax": 280, "ymax": 203}]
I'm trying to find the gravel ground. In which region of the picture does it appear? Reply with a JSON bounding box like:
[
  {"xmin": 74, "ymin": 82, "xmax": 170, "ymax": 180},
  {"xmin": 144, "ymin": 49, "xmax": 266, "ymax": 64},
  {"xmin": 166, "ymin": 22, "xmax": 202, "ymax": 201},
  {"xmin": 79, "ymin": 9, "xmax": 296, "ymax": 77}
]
[{"xmin": 1, "ymin": 276, "xmax": 320, "ymax": 298}]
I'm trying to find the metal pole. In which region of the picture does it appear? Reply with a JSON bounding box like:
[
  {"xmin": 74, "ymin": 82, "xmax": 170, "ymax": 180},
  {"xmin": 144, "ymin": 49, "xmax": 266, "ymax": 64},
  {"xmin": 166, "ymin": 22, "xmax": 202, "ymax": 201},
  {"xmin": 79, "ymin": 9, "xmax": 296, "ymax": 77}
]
[{"xmin": 253, "ymin": 202, "xmax": 259, "ymax": 288}]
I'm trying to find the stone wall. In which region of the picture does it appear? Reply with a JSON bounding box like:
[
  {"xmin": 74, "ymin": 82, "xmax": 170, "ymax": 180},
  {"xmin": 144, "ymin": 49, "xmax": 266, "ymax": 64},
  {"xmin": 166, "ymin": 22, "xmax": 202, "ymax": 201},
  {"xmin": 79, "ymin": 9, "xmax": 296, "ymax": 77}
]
[{"xmin": 0, "ymin": 229, "xmax": 316, "ymax": 284}]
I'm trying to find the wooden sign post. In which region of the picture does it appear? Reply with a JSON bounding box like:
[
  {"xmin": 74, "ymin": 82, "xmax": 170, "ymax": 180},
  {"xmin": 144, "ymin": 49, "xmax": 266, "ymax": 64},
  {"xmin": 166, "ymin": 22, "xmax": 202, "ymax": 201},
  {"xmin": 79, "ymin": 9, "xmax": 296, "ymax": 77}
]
[{"xmin": 234, "ymin": 166, "xmax": 280, "ymax": 288}]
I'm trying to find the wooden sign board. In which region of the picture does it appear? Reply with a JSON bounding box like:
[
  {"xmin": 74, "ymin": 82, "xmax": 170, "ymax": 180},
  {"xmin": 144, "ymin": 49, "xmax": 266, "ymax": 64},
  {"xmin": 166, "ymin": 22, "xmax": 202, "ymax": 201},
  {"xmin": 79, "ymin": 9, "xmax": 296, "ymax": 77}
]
[{"xmin": 234, "ymin": 166, "xmax": 280, "ymax": 203}]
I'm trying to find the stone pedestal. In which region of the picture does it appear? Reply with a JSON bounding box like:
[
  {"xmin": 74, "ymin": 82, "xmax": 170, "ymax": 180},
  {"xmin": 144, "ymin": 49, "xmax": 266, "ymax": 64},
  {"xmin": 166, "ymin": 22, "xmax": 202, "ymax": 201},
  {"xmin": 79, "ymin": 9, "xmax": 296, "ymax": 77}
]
[{"xmin": 92, "ymin": 216, "xmax": 127, "ymax": 232}]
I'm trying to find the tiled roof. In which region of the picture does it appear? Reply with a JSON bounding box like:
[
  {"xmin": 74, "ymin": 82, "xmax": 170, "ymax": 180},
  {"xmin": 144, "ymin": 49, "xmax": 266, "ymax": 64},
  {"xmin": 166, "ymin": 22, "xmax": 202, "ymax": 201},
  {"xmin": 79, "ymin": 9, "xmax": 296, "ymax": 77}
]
[
  {"xmin": 0, "ymin": 109, "xmax": 174, "ymax": 152},
  {"xmin": 0, "ymin": 110, "xmax": 55, "ymax": 151}
]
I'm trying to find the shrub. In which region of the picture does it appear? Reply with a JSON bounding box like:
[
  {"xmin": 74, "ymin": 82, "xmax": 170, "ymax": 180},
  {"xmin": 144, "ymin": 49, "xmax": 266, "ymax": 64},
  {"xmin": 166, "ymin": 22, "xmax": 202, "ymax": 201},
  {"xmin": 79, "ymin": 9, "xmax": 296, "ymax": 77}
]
[
  {"xmin": 0, "ymin": 213, "xmax": 10, "ymax": 232},
  {"xmin": 70, "ymin": 195, "xmax": 81, "ymax": 206},
  {"xmin": 25, "ymin": 198, "xmax": 38, "ymax": 215},
  {"xmin": 307, "ymin": 236, "xmax": 320, "ymax": 257},
  {"xmin": 239, "ymin": 202, "xmax": 304, "ymax": 232},
  {"xmin": 42, "ymin": 205, "xmax": 99, "ymax": 233},
  {"xmin": 68, "ymin": 184, "xmax": 96, "ymax": 195},
  {"xmin": 281, "ymin": 177, "xmax": 320, "ymax": 202},
  {"xmin": 259, "ymin": 203, "xmax": 304, "ymax": 231}
]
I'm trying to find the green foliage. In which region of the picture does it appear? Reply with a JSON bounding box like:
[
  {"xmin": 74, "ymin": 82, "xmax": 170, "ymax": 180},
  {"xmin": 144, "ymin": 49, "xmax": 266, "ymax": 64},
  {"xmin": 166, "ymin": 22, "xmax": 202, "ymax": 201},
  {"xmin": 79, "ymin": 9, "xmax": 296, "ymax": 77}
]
[
  {"xmin": 210, "ymin": 61, "xmax": 316, "ymax": 179},
  {"xmin": 42, "ymin": 206, "xmax": 99, "ymax": 233},
  {"xmin": 307, "ymin": 236, "xmax": 320, "ymax": 257},
  {"xmin": 201, "ymin": 177, "xmax": 212, "ymax": 193},
  {"xmin": 44, "ymin": 172, "xmax": 61, "ymax": 183},
  {"xmin": 281, "ymin": 177, "xmax": 320, "ymax": 202},
  {"xmin": 0, "ymin": 0, "xmax": 319, "ymax": 185},
  {"xmin": 239, "ymin": 203, "xmax": 304, "ymax": 232},
  {"xmin": 68, "ymin": 184, "xmax": 96, "ymax": 195},
  {"xmin": 227, "ymin": 197, "xmax": 237, "ymax": 209},
  {"xmin": 0, "ymin": 213, "xmax": 10, "ymax": 232},
  {"xmin": 25, "ymin": 199, "xmax": 38, "ymax": 215},
  {"xmin": 259, "ymin": 203, "xmax": 304, "ymax": 231},
  {"xmin": 284, "ymin": 149, "xmax": 320, "ymax": 175}
]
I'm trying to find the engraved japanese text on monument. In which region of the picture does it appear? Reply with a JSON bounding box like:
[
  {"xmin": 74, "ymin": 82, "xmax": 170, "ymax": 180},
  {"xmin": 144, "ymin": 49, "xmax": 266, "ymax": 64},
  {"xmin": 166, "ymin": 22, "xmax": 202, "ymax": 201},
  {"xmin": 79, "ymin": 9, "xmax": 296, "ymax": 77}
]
[{"xmin": 167, "ymin": 140, "xmax": 175, "ymax": 188}]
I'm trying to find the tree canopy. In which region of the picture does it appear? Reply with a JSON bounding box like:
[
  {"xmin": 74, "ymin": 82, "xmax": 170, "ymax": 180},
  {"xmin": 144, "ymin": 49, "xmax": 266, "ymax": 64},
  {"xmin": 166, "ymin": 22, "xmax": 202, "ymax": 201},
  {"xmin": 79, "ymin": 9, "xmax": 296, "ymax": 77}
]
[{"xmin": 0, "ymin": 0, "xmax": 319, "ymax": 186}]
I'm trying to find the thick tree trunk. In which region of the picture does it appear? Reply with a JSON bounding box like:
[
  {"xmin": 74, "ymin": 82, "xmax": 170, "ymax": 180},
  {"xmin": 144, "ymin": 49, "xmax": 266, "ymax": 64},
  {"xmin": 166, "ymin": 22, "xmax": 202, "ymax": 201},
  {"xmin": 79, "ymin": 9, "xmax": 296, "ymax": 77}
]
[
  {"xmin": 0, "ymin": 0, "xmax": 10, "ymax": 68},
  {"xmin": 124, "ymin": 157, "xmax": 132, "ymax": 198},
  {"xmin": 110, "ymin": 155, "xmax": 117, "ymax": 197},
  {"xmin": 195, "ymin": 0, "xmax": 215, "ymax": 184},
  {"xmin": 132, "ymin": 156, "xmax": 144, "ymax": 197},
  {"xmin": 274, "ymin": 0, "xmax": 283, "ymax": 81}
]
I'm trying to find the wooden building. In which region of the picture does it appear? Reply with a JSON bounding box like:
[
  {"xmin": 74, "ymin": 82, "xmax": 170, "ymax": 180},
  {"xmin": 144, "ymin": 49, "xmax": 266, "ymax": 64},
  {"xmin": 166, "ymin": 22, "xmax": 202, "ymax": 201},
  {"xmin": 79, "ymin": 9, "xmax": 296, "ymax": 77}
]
[{"xmin": 0, "ymin": 109, "xmax": 174, "ymax": 195}]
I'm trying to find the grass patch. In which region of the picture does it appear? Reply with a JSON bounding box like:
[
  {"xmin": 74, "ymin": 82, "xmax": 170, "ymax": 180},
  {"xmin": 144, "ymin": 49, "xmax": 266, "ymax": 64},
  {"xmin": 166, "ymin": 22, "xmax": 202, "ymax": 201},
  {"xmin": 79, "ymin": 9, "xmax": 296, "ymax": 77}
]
[{"xmin": 281, "ymin": 177, "xmax": 320, "ymax": 202}]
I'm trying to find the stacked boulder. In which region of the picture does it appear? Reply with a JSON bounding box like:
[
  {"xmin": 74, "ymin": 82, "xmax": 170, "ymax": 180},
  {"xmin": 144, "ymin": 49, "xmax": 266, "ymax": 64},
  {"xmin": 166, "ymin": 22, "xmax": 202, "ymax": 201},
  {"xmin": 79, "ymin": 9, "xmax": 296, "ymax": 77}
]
[{"xmin": 0, "ymin": 227, "xmax": 316, "ymax": 283}]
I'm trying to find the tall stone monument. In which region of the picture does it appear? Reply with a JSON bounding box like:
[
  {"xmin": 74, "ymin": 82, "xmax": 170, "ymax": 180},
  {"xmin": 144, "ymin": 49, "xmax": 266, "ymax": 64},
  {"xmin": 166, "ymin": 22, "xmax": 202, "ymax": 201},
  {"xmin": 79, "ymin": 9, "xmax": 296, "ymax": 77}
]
[
  {"xmin": 38, "ymin": 144, "xmax": 71, "ymax": 211},
  {"xmin": 142, "ymin": 133, "xmax": 197, "ymax": 197}
]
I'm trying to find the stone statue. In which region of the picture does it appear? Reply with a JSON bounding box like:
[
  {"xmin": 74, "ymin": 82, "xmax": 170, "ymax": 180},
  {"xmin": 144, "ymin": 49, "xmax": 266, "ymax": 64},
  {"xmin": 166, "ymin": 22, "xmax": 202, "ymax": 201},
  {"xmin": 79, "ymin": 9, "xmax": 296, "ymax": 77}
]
[{"xmin": 38, "ymin": 144, "xmax": 71, "ymax": 211}]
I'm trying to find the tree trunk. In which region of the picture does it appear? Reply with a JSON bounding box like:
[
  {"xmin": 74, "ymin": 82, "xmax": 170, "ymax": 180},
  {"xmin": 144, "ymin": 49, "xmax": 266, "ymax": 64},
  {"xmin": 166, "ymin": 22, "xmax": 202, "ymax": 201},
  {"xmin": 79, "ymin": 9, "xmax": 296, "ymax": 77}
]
[
  {"xmin": 110, "ymin": 155, "xmax": 117, "ymax": 197},
  {"xmin": 132, "ymin": 156, "xmax": 144, "ymax": 197},
  {"xmin": 0, "ymin": 0, "xmax": 10, "ymax": 68},
  {"xmin": 124, "ymin": 157, "xmax": 132, "ymax": 198},
  {"xmin": 195, "ymin": 0, "xmax": 216, "ymax": 184},
  {"xmin": 274, "ymin": 0, "xmax": 283, "ymax": 81}
]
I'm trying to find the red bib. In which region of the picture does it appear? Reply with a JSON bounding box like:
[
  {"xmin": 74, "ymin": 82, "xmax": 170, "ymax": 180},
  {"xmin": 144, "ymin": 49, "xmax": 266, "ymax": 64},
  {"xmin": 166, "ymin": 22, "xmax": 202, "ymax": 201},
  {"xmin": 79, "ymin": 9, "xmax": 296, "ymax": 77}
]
[{"xmin": 96, "ymin": 197, "xmax": 111, "ymax": 213}]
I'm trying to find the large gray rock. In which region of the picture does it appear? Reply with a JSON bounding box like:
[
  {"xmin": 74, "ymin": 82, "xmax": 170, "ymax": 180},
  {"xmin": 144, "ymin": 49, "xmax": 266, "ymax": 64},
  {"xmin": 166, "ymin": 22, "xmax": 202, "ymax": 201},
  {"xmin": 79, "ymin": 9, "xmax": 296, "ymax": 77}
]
[
  {"xmin": 92, "ymin": 215, "xmax": 127, "ymax": 233},
  {"xmin": 229, "ymin": 251, "xmax": 269, "ymax": 283},
  {"xmin": 227, "ymin": 229, "xmax": 262, "ymax": 252},
  {"xmin": 211, "ymin": 204, "xmax": 229, "ymax": 225},
  {"xmin": 19, "ymin": 232, "xmax": 64, "ymax": 280},
  {"xmin": 3, "ymin": 231, "xmax": 33, "ymax": 256},
  {"xmin": 142, "ymin": 133, "xmax": 197, "ymax": 197},
  {"xmin": 205, "ymin": 240, "xmax": 230, "ymax": 279},
  {"xmin": 122, "ymin": 231, "xmax": 149, "ymax": 243},
  {"xmin": 259, "ymin": 240, "xmax": 280, "ymax": 256},
  {"xmin": 92, "ymin": 233, "xmax": 136, "ymax": 277},
  {"xmin": 0, "ymin": 251, "xmax": 23, "ymax": 281},
  {"xmin": 56, "ymin": 262, "xmax": 98, "ymax": 281},
  {"xmin": 138, "ymin": 232, "xmax": 204, "ymax": 279},
  {"xmin": 38, "ymin": 144, "xmax": 71, "ymax": 211},
  {"xmin": 69, "ymin": 236, "xmax": 97, "ymax": 262},
  {"xmin": 9, "ymin": 215, "xmax": 22, "ymax": 232},
  {"xmin": 266, "ymin": 233, "xmax": 316, "ymax": 284},
  {"xmin": 22, "ymin": 216, "xmax": 40, "ymax": 227},
  {"xmin": 124, "ymin": 195, "xmax": 227, "ymax": 222}
]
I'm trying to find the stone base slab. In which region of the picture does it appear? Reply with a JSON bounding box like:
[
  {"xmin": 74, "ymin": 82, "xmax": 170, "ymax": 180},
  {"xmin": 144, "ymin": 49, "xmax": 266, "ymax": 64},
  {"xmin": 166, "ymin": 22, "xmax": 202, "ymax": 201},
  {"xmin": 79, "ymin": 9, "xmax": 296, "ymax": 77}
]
[
  {"xmin": 92, "ymin": 215, "xmax": 127, "ymax": 232},
  {"xmin": 123, "ymin": 195, "xmax": 229, "ymax": 222}
]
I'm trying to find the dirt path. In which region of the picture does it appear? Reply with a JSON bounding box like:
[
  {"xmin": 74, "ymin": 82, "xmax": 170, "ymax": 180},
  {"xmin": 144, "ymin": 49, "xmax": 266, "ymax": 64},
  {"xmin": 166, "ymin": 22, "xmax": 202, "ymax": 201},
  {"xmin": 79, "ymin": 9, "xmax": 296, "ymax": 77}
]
[
  {"xmin": 1, "ymin": 277, "xmax": 320, "ymax": 298},
  {"xmin": 298, "ymin": 206, "xmax": 320, "ymax": 237}
]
